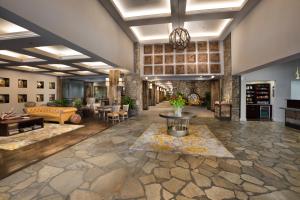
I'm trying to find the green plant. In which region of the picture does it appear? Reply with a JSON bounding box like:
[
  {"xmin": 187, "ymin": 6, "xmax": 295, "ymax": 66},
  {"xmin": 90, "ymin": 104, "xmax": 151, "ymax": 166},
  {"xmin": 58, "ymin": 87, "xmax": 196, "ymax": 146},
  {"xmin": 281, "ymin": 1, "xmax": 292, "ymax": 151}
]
[
  {"xmin": 169, "ymin": 95, "xmax": 186, "ymax": 108},
  {"xmin": 204, "ymin": 92, "xmax": 211, "ymax": 110},
  {"xmin": 73, "ymin": 98, "xmax": 82, "ymax": 108},
  {"xmin": 122, "ymin": 96, "xmax": 135, "ymax": 109},
  {"xmin": 52, "ymin": 99, "xmax": 68, "ymax": 107}
]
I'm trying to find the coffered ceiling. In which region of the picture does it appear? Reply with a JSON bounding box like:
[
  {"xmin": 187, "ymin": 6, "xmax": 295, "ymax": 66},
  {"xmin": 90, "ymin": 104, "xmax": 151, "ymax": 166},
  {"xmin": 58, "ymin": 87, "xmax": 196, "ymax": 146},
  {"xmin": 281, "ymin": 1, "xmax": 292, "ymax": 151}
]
[
  {"xmin": 0, "ymin": 6, "xmax": 127, "ymax": 78},
  {"xmin": 99, "ymin": 0, "xmax": 260, "ymax": 43}
]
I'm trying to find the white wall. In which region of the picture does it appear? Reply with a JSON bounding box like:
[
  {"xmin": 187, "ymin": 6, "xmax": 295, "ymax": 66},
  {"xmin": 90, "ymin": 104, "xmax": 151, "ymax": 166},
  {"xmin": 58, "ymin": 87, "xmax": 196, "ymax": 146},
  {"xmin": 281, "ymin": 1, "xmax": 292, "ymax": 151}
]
[
  {"xmin": 0, "ymin": 0, "xmax": 134, "ymax": 70},
  {"xmin": 240, "ymin": 59, "xmax": 300, "ymax": 122},
  {"xmin": 0, "ymin": 69, "xmax": 57, "ymax": 113},
  {"xmin": 232, "ymin": 0, "xmax": 300, "ymax": 74}
]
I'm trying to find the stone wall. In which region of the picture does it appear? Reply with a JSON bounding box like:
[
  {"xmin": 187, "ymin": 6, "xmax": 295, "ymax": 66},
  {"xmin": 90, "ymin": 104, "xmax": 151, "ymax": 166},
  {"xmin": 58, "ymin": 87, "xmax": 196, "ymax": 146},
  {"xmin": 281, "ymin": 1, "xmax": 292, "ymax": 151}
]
[
  {"xmin": 232, "ymin": 75, "xmax": 241, "ymax": 121},
  {"xmin": 169, "ymin": 80, "xmax": 211, "ymax": 99},
  {"xmin": 222, "ymin": 34, "xmax": 232, "ymax": 101}
]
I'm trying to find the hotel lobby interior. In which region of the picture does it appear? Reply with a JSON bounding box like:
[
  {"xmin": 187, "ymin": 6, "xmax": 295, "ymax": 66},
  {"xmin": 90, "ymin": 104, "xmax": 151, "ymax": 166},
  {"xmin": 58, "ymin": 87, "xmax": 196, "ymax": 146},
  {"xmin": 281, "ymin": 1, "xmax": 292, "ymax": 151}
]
[{"xmin": 0, "ymin": 0, "xmax": 300, "ymax": 199}]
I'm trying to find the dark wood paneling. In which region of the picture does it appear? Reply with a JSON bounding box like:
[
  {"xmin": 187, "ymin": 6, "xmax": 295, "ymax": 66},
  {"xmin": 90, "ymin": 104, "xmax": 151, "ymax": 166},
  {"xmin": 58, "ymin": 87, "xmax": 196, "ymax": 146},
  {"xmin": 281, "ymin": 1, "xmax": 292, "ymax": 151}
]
[
  {"xmin": 197, "ymin": 41, "xmax": 207, "ymax": 52},
  {"xmin": 144, "ymin": 45, "xmax": 153, "ymax": 54},
  {"xmin": 198, "ymin": 54, "xmax": 208, "ymax": 62},
  {"xmin": 165, "ymin": 55, "xmax": 174, "ymax": 64},
  {"xmin": 187, "ymin": 42, "xmax": 196, "ymax": 52},
  {"xmin": 209, "ymin": 41, "xmax": 219, "ymax": 51},
  {"xmin": 154, "ymin": 66, "xmax": 163, "ymax": 74},
  {"xmin": 176, "ymin": 65, "xmax": 185, "ymax": 74},
  {"xmin": 187, "ymin": 64, "xmax": 196, "ymax": 74},
  {"xmin": 144, "ymin": 66, "xmax": 153, "ymax": 75},
  {"xmin": 210, "ymin": 64, "xmax": 221, "ymax": 73},
  {"xmin": 144, "ymin": 56, "xmax": 152, "ymax": 65},
  {"xmin": 187, "ymin": 54, "xmax": 196, "ymax": 63},
  {"xmin": 164, "ymin": 43, "xmax": 173, "ymax": 53},
  {"xmin": 154, "ymin": 55, "xmax": 163, "ymax": 64},
  {"xmin": 176, "ymin": 54, "xmax": 185, "ymax": 63},
  {"xmin": 198, "ymin": 64, "xmax": 208, "ymax": 73},
  {"xmin": 165, "ymin": 65, "xmax": 174, "ymax": 74},
  {"xmin": 210, "ymin": 53, "xmax": 220, "ymax": 62},
  {"xmin": 154, "ymin": 44, "xmax": 163, "ymax": 54}
]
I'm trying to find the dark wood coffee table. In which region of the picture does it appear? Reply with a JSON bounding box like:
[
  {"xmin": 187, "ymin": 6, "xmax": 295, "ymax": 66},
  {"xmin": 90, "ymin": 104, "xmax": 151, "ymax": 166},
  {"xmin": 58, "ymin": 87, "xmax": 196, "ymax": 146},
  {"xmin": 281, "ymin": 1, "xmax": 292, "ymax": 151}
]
[{"xmin": 0, "ymin": 117, "xmax": 44, "ymax": 136}]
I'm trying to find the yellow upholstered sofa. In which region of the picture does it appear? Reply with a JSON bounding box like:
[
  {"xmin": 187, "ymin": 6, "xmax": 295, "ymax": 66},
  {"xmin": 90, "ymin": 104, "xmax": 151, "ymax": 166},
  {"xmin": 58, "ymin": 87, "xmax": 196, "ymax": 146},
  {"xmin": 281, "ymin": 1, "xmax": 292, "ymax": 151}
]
[{"xmin": 24, "ymin": 106, "xmax": 77, "ymax": 124}]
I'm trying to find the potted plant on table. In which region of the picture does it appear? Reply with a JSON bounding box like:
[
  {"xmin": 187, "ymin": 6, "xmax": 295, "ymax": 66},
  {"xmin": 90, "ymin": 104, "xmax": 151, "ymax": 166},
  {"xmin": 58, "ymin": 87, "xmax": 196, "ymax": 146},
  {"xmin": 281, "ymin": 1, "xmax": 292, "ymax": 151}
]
[{"xmin": 169, "ymin": 94, "xmax": 186, "ymax": 116}]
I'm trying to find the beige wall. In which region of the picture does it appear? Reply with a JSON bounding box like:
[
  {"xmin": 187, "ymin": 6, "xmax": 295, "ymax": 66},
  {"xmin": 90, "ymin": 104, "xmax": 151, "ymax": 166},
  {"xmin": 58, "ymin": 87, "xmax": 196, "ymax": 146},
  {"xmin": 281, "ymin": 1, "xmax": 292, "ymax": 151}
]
[
  {"xmin": 0, "ymin": 69, "xmax": 57, "ymax": 113},
  {"xmin": 0, "ymin": 0, "xmax": 134, "ymax": 70},
  {"xmin": 232, "ymin": 0, "xmax": 300, "ymax": 74}
]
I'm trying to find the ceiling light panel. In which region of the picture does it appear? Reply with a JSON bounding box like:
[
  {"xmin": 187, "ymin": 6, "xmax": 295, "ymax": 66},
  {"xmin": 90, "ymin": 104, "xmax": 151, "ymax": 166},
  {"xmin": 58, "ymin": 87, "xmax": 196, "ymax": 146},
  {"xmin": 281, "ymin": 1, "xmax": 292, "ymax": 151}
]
[
  {"xmin": 111, "ymin": 0, "xmax": 171, "ymax": 20},
  {"xmin": 0, "ymin": 50, "xmax": 44, "ymax": 62},
  {"xmin": 184, "ymin": 19, "xmax": 232, "ymax": 39},
  {"xmin": 130, "ymin": 23, "xmax": 172, "ymax": 42},
  {"xmin": 186, "ymin": 0, "xmax": 247, "ymax": 14},
  {"xmin": 39, "ymin": 64, "xmax": 77, "ymax": 71},
  {"xmin": 26, "ymin": 45, "xmax": 90, "ymax": 60},
  {"xmin": 0, "ymin": 18, "xmax": 39, "ymax": 40},
  {"xmin": 76, "ymin": 61, "xmax": 113, "ymax": 69},
  {"xmin": 10, "ymin": 65, "xmax": 48, "ymax": 72},
  {"xmin": 46, "ymin": 72, "xmax": 71, "ymax": 76},
  {"xmin": 72, "ymin": 71, "xmax": 97, "ymax": 75}
]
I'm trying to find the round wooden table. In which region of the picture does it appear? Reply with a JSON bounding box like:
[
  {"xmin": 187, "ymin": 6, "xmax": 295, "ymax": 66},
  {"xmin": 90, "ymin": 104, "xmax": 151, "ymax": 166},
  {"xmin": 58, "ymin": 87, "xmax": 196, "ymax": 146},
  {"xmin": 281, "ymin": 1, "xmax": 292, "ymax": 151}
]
[{"xmin": 159, "ymin": 112, "xmax": 195, "ymax": 137}]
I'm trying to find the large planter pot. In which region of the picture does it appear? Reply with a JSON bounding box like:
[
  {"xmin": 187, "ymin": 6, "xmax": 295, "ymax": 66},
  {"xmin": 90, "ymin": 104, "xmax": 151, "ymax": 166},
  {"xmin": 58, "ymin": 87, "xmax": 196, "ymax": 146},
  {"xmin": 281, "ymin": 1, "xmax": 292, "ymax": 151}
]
[
  {"xmin": 174, "ymin": 107, "xmax": 183, "ymax": 117},
  {"xmin": 129, "ymin": 109, "xmax": 137, "ymax": 117}
]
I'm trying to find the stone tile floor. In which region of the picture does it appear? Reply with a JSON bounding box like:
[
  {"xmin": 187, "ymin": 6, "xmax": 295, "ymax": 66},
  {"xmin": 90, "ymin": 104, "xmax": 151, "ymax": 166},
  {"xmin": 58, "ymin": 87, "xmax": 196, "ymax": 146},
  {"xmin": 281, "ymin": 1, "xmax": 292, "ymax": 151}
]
[{"xmin": 0, "ymin": 102, "xmax": 299, "ymax": 200}]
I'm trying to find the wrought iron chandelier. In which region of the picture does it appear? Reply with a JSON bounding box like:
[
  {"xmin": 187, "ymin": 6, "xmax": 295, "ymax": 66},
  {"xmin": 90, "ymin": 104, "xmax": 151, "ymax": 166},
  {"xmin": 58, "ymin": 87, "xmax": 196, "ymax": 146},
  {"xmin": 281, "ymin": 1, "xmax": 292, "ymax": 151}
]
[{"xmin": 169, "ymin": 27, "xmax": 191, "ymax": 50}]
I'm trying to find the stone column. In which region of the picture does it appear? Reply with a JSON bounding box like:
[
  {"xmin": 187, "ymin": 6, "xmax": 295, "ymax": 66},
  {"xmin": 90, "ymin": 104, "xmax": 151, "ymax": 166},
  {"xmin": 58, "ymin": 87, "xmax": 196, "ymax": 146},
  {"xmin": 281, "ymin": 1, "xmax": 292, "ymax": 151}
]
[
  {"xmin": 56, "ymin": 77, "xmax": 63, "ymax": 100},
  {"xmin": 232, "ymin": 75, "xmax": 241, "ymax": 121},
  {"xmin": 107, "ymin": 69, "xmax": 121, "ymax": 105},
  {"xmin": 222, "ymin": 33, "xmax": 232, "ymax": 102},
  {"xmin": 142, "ymin": 80, "xmax": 149, "ymax": 110}
]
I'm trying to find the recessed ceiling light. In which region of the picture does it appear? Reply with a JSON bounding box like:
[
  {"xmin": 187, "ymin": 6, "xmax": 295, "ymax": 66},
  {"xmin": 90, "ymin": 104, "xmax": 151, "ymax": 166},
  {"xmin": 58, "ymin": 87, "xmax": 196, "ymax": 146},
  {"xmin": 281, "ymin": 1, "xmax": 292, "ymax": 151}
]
[
  {"xmin": 211, "ymin": 75, "xmax": 215, "ymax": 78},
  {"xmin": 26, "ymin": 45, "xmax": 89, "ymax": 60},
  {"xmin": 73, "ymin": 71, "xmax": 97, "ymax": 75},
  {"xmin": 0, "ymin": 50, "xmax": 44, "ymax": 62},
  {"xmin": 0, "ymin": 18, "xmax": 39, "ymax": 40}
]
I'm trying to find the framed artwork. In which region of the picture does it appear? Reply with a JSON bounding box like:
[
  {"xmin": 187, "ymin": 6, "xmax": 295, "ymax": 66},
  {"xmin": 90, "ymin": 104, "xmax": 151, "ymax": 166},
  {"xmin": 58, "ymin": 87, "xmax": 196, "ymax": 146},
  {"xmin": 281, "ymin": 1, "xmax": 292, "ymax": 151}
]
[
  {"xmin": 36, "ymin": 94, "xmax": 44, "ymax": 102},
  {"xmin": 0, "ymin": 94, "xmax": 9, "ymax": 103},
  {"xmin": 0, "ymin": 78, "xmax": 9, "ymax": 87},
  {"xmin": 37, "ymin": 81, "xmax": 44, "ymax": 89},
  {"xmin": 18, "ymin": 94, "xmax": 27, "ymax": 103},
  {"xmin": 49, "ymin": 94, "xmax": 55, "ymax": 101},
  {"xmin": 49, "ymin": 82, "xmax": 55, "ymax": 89},
  {"xmin": 18, "ymin": 79, "xmax": 27, "ymax": 88}
]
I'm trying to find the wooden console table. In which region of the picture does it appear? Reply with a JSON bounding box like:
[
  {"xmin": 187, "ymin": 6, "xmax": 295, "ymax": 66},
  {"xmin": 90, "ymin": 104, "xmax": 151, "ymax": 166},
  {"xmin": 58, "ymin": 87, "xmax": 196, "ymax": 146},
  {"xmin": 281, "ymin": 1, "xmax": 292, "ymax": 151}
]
[{"xmin": 0, "ymin": 117, "xmax": 44, "ymax": 136}]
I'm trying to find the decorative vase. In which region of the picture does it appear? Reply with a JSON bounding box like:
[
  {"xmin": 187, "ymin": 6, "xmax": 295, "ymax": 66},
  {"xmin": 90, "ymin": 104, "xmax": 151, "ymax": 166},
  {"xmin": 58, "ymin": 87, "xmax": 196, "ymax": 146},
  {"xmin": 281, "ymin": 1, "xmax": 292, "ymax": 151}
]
[{"xmin": 174, "ymin": 107, "xmax": 182, "ymax": 117}]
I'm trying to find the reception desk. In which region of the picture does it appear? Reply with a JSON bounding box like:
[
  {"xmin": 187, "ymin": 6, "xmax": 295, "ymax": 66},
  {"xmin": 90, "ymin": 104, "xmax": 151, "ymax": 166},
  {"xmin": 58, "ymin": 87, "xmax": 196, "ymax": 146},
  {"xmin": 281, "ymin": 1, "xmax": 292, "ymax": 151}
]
[{"xmin": 283, "ymin": 99, "xmax": 300, "ymax": 130}]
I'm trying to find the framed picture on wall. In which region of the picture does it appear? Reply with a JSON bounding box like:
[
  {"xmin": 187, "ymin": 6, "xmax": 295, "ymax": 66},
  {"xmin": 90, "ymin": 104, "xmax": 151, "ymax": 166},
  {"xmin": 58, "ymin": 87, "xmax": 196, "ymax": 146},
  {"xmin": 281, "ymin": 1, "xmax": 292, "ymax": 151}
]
[
  {"xmin": 18, "ymin": 79, "xmax": 27, "ymax": 88},
  {"xmin": 18, "ymin": 94, "xmax": 27, "ymax": 103},
  {"xmin": 37, "ymin": 81, "xmax": 44, "ymax": 89},
  {"xmin": 0, "ymin": 78, "xmax": 9, "ymax": 87},
  {"xmin": 0, "ymin": 94, "xmax": 9, "ymax": 103},
  {"xmin": 49, "ymin": 82, "xmax": 55, "ymax": 89},
  {"xmin": 36, "ymin": 94, "xmax": 44, "ymax": 102},
  {"xmin": 49, "ymin": 94, "xmax": 55, "ymax": 101}
]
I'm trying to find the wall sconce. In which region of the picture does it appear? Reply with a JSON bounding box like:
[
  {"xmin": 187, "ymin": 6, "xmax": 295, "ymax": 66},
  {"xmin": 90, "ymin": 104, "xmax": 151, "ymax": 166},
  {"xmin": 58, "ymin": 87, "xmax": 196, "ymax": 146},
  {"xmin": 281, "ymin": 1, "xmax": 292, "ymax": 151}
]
[
  {"xmin": 105, "ymin": 78, "xmax": 110, "ymax": 87},
  {"xmin": 149, "ymin": 82, "xmax": 152, "ymax": 89},
  {"xmin": 157, "ymin": 86, "xmax": 159, "ymax": 90},
  {"xmin": 296, "ymin": 67, "xmax": 300, "ymax": 80},
  {"xmin": 118, "ymin": 78, "xmax": 124, "ymax": 87}
]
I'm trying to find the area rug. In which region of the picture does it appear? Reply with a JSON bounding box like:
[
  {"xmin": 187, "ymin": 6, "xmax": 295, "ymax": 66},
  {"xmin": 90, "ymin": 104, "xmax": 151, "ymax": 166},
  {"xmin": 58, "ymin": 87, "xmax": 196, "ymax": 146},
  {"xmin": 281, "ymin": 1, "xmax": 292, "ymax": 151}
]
[
  {"xmin": 0, "ymin": 123, "xmax": 84, "ymax": 151},
  {"xmin": 130, "ymin": 123, "xmax": 234, "ymax": 158}
]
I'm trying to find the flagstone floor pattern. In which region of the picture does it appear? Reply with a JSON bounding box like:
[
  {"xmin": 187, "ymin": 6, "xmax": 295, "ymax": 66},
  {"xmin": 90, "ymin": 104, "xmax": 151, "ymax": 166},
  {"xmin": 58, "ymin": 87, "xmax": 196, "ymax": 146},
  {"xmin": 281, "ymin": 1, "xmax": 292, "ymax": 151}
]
[{"xmin": 0, "ymin": 102, "xmax": 299, "ymax": 200}]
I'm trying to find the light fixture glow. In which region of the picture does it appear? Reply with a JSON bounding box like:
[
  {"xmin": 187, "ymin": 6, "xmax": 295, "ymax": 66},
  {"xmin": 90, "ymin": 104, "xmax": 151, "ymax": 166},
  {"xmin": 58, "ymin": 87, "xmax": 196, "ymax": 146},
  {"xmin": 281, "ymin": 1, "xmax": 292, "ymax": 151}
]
[
  {"xmin": 130, "ymin": 23, "xmax": 172, "ymax": 42},
  {"xmin": 35, "ymin": 46, "xmax": 82, "ymax": 57},
  {"xmin": 76, "ymin": 61, "xmax": 112, "ymax": 69},
  {"xmin": 186, "ymin": 0, "xmax": 247, "ymax": 14},
  {"xmin": 11, "ymin": 65, "xmax": 47, "ymax": 72},
  {"xmin": 111, "ymin": 0, "xmax": 171, "ymax": 20},
  {"xmin": 0, "ymin": 50, "xmax": 43, "ymax": 62}
]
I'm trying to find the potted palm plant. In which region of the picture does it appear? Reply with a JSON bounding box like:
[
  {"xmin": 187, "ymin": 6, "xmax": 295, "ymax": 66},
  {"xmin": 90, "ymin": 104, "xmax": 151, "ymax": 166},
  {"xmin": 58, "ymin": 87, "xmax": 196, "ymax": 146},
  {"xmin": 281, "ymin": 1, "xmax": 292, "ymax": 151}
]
[{"xmin": 121, "ymin": 96, "xmax": 136, "ymax": 116}]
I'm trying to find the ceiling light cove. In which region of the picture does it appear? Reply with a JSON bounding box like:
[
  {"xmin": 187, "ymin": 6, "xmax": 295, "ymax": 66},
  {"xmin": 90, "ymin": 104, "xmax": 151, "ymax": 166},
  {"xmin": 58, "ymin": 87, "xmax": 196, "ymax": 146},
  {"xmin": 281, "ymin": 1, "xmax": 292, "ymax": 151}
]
[
  {"xmin": 184, "ymin": 19, "xmax": 232, "ymax": 39},
  {"xmin": 130, "ymin": 23, "xmax": 172, "ymax": 43},
  {"xmin": 0, "ymin": 18, "xmax": 39, "ymax": 40},
  {"xmin": 186, "ymin": 0, "xmax": 247, "ymax": 14},
  {"xmin": 46, "ymin": 72, "xmax": 71, "ymax": 76},
  {"xmin": 72, "ymin": 71, "xmax": 97, "ymax": 76},
  {"xmin": 0, "ymin": 50, "xmax": 44, "ymax": 62},
  {"xmin": 10, "ymin": 65, "xmax": 48, "ymax": 72},
  {"xmin": 39, "ymin": 64, "xmax": 77, "ymax": 71},
  {"xmin": 26, "ymin": 45, "xmax": 89, "ymax": 60},
  {"xmin": 111, "ymin": 0, "xmax": 171, "ymax": 20},
  {"xmin": 76, "ymin": 61, "xmax": 113, "ymax": 69}
]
